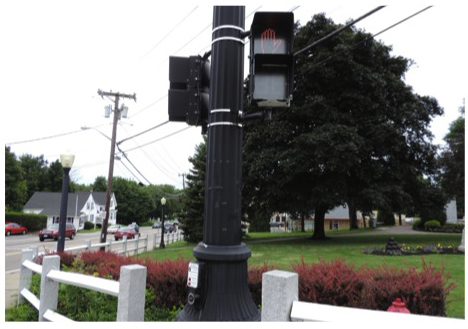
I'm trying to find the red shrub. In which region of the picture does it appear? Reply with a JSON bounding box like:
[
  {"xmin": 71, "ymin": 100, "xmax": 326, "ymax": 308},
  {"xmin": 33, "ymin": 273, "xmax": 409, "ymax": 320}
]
[
  {"xmin": 80, "ymin": 251, "xmax": 144, "ymax": 280},
  {"xmin": 248, "ymin": 263, "xmax": 274, "ymax": 306},
  {"xmin": 144, "ymin": 257, "xmax": 189, "ymax": 308},
  {"xmin": 36, "ymin": 251, "xmax": 77, "ymax": 269},
  {"xmin": 360, "ymin": 260, "xmax": 455, "ymax": 316},
  {"xmin": 292, "ymin": 258, "xmax": 366, "ymax": 308}
]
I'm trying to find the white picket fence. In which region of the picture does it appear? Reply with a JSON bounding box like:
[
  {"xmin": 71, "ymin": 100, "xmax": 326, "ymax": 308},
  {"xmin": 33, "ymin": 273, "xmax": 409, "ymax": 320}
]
[
  {"xmin": 34, "ymin": 231, "xmax": 184, "ymax": 258},
  {"xmin": 18, "ymin": 250, "xmax": 147, "ymax": 322},
  {"xmin": 261, "ymin": 270, "xmax": 465, "ymax": 325}
]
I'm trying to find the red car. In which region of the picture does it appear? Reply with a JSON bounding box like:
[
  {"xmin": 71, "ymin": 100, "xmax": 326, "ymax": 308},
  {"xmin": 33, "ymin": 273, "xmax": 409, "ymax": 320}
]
[
  {"xmin": 114, "ymin": 227, "xmax": 140, "ymax": 241},
  {"xmin": 5, "ymin": 222, "xmax": 28, "ymax": 236},
  {"xmin": 39, "ymin": 223, "xmax": 77, "ymax": 241}
]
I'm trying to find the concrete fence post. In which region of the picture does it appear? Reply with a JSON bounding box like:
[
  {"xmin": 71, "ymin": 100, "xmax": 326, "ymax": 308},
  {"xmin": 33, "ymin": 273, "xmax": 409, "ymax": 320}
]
[
  {"xmin": 39, "ymin": 255, "xmax": 60, "ymax": 321},
  {"xmin": 261, "ymin": 270, "xmax": 298, "ymax": 322},
  {"xmin": 458, "ymin": 228, "xmax": 465, "ymax": 252},
  {"xmin": 153, "ymin": 233, "xmax": 157, "ymax": 250},
  {"xmin": 18, "ymin": 249, "xmax": 34, "ymax": 306},
  {"xmin": 30, "ymin": 246, "xmax": 39, "ymax": 260},
  {"xmin": 86, "ymin": 240, "xmax": 92, "ymax": 251},
  {"xmin": 144, "ymin": 235, "xmax": 148, "ymax": 253},
  {"xmin": 108, "ymin": 238, "xmax": 112, "ymax": 252},
  {"xmin": 123, "ymin": 236, "xmax": 127, "ymax": 255},
  {"xmin": 135, "ymin": 235, "xmax": 139, "ymax": 256},
  {"xmin": 117, "ymin": 265, "xmax": 147, "ymax": 321}
]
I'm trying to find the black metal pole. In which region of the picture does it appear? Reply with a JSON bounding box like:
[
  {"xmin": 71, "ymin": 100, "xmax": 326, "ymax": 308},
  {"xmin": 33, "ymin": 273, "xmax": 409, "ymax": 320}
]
[
  {"xmin": 177, "ymin": 6, "xmax": 260, "ymax": 321},
  {"xmin": 160, "ymin": 204, "xmax": 165, "ymax": 248},
  {"xmin": 57, "ymin": 167, "xmax": 71, "ymax": 252}
]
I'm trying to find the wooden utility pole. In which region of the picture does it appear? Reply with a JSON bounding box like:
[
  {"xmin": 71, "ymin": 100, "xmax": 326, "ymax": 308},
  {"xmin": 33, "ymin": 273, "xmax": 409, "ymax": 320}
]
[{"xmin": 97, "ymin": 89, "xmax": 136, "ymax": 248}]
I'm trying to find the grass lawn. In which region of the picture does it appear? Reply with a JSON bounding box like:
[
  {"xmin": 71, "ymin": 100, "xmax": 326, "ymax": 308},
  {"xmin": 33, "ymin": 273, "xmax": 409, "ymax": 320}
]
[{"xmin": 138, "ymin": 230, "xmax": 464, "ymax": 319}]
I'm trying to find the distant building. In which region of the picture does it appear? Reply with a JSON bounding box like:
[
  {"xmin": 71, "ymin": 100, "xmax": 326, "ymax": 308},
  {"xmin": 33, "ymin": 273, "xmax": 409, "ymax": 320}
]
[
  {"xmin": 23, "ymin": 191, "xmax": 117, "ymax": 230},
  {"xmin": 270, "ymin": 205, "xmax": 369, "ymax": 232}
]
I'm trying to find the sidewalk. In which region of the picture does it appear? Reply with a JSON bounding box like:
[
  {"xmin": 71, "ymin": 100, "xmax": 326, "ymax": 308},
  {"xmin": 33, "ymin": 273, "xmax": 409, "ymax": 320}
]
[{"xmin": 5, "ymin": 270, "xmax": 20, "ymax": 309}]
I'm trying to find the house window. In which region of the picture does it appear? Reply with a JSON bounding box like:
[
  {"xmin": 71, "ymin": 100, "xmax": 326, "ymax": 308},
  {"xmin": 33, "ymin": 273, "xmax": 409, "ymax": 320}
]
[
  {"xmin": 329, "ymin": 221, "xmax": 339, "ymax": 230},
  {"xmin": 90, "ymin": 214, "xmax": 94, "ymax": 223},
  {"xmin": 67, "ymin": 217, "xmax": 74, "ymax": 224}
]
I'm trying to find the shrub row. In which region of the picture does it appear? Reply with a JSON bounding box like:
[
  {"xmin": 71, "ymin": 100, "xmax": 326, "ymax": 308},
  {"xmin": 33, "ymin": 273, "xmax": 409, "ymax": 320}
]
[
  {"xmin": 34, "ymin": 251, "xmax": 454, "ymax": 317},
  {"xmin": 5, "ymin": 212, "xmax": 47, "ymax": 231},
  {"xmin": 292, "ymin": 258, "xmax": 454, "ymax": 316},
  {"xmin": 413, "ymin": 220, "xmax": 464, "ymax": 233}
]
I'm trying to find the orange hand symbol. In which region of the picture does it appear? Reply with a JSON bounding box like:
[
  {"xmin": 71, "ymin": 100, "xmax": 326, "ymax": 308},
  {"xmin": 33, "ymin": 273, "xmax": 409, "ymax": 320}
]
[{"xmin": 260, "ymin": 28, "xmax": 282, "ymax": 54}]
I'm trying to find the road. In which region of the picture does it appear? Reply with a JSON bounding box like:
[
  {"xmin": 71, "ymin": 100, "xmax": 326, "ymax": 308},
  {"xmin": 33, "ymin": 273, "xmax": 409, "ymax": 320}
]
[{"xmin": 4, "ymin": 226, "xmax": 170, "ymax": 273}]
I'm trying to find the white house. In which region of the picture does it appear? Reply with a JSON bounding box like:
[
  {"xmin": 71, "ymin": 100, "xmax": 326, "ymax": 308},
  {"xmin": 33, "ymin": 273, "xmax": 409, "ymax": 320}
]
[{"xmin": 23, "ymin": 191, "xmax": 117, "ymax": 230}]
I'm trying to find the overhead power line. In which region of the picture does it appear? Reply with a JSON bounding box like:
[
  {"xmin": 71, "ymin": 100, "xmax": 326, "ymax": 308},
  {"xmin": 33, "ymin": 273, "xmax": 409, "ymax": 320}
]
[
  {"xmin": 117, "ymin": 120, "xmax": 169, "ymax": 145},
  {"xmin": 121, "ymin": 126, "xmax": 192, "ymax": 154},
  {"xmin": 5, "ymin": 123, "xmax": 110, "ymax": 146},
  {"xmin": 140, "ymin": 6, "xmax": 199, "ymax": 61},
  {"xmin": 297, "ymin": 6, "xmax": 433, "ymax": 77},
  {"xmin": 130, "ymin": 94, "xmax": 167, "ymax": 118},
  {"xmin": 293, "ymin": 6, "xmax": 386, "ymax": 57}
]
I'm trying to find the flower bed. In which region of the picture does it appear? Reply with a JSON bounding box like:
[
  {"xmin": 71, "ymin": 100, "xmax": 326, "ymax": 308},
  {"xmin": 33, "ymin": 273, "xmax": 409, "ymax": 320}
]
[{"xmin": 365, "ymin": 243, "xmax": 463, "ymax": 256}]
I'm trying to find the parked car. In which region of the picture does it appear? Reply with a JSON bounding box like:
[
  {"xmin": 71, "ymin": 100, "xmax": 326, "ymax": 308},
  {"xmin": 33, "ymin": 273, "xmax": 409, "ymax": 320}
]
[
  {"xmin": 115, "ymin": 227, "xmax": 140, "ymax": 241},
  {"xmin": 164, "ymin": 223, "xmax": 175, "ymax": 233},
  {"xmin": 107, "ymin": 224, "xmax": 122, "ymax": 234},
  {"xmin": 152, "ymin": 222, "xmax": 162, "ymax": 229},
  {"xmin": 39, "ymin": 223, "xmax": 76, "ymax": 241},
  {"xmin": 128, "ymin": 222, "xmax": 140, "ymax": 232},
  {"xmin": 5, "ymin": 222, "xmax": 28, "ymax": 236}
]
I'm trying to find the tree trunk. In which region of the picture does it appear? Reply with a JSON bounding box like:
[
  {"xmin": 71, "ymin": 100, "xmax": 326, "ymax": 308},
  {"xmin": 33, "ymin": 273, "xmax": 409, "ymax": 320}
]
[
  {"xmin": 398, "ymin": 213, "xmax": 402, "ymax": 226},
  {"xmin": 301, "ymin": 213, "xmax": 305, "ymax": 232},
  {"xmin": 311, "ymin": 206, "xmax": 327, "ymax": 239},
  {"xmin": 348, "ymin": 196, "xmax": 359, "ymax": 230}
]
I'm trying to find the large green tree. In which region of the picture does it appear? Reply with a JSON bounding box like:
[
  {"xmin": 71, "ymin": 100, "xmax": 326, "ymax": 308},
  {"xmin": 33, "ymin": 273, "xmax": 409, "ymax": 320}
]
[
  {"xmin": 179, "ymin": 138, "xmax": 207, "ymax": 243},
  {"xmin": 243, "ymin": 14, "xmax": 442, "ymax": 238},
  {"xmin": 19, "ymin": 154, "xmax": 49, "ymax": 200},
  {"xmin": 438, "ymin": 103, "xmax": 465, "ymax": 217},
  {"xmin": 112, "ymin": 177, "xmax": 154, "ymax": 224},
  {"xmin": 5, "ymin": 147, "xmax": 27, "ymax": 211}
]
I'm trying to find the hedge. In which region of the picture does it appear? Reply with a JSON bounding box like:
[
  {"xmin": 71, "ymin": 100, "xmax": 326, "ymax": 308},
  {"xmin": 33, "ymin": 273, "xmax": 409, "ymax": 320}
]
[
  {"xmin": 5, "ymin": 212, "xmax": 47, "ymax": 231},
  {"xmin": 29, "ymin": 251, "xmax": 455, "ymax": 319}
]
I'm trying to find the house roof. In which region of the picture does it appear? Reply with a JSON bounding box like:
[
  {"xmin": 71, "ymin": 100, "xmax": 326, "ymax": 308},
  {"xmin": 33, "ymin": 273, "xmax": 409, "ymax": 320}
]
[{"xmin": 23, "ymin": 191, "xmax": 111, "ymax": 217}]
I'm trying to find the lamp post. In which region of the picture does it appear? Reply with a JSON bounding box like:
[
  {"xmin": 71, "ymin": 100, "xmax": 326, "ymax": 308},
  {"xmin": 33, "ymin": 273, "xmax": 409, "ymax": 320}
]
[
  {"xmin": 57, "ymin": 152, "xmax": 75, "ymax": 252},
  {"xmin": 160, "ymin": 197, "xmax": 166, "ymax": 249}
]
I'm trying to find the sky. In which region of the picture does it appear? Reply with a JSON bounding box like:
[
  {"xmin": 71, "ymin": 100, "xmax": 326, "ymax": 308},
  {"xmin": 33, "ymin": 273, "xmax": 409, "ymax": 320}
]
[{"xmin": 1, "ymin": 0, "xmax": 467, "ymax": 190}]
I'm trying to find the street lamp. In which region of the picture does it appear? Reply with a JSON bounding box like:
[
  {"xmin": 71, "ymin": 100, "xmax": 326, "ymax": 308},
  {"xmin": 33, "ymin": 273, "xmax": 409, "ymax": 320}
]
[
  {"xmin": 160, "ymin": 197, "xmax": 166, "ymax": 249},
  {"xmin": 57, "ymin": 152, "xmax": 75, "ymax": 252}
]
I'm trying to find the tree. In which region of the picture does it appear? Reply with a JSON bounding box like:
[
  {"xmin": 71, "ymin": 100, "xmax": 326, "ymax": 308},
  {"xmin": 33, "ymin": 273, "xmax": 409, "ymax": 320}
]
[
  {"xmin": 243, "ymin": 14, "xmax": 443, "ymax": 238},
  {"xmin": 92, "ymin": 176, "xmax": 107, "ymax": 192},
  {"xmin": 46, "ymin": 160, "xmax": 72, "ymax": 192},
  {"xmin": 146, "ymin": 184, "xmax": 182, "ymax": 221},
  {"xmin": 5, "ymin": 147, "xmax": 27, "ymax": 211},
  {"xmin": 19, "ymin": 154, "xmax": 49, "ymax": 201},
  {"xmin": 179, "ymin": 138, "xmax": 206, "ymax": 243},
  {"xmin": 438, "ymin": 102, "xmax": 465, "ymax": 217},
  {"xmin": 112, "ymin": 177, "xmax": 154, "ymax": 224}
]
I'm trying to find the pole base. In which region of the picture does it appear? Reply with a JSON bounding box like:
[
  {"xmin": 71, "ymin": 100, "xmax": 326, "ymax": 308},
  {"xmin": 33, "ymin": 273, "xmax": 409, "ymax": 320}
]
[{"xmin": 176, "ymin": 243, "xmax": 260, "ymax": 321}]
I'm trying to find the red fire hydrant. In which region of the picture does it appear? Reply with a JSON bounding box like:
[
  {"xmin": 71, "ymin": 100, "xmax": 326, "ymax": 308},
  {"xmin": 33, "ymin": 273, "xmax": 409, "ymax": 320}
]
[{"xmin": 387, "ymin": 298, "xmax": 411, "ymax": 313}]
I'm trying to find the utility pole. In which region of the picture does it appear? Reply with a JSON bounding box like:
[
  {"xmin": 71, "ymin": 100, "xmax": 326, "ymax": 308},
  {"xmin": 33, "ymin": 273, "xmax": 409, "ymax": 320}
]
[
  {"xmin": 97, "ymin": 89, "xmax": 136, "ymax": 248},
  {"xmin": 177, "ymin": 6, "xmax": 260, "ymax": 321},
  {"xmin": 178, "ymin": 173, "xmax": 186, "ymax": 189}
]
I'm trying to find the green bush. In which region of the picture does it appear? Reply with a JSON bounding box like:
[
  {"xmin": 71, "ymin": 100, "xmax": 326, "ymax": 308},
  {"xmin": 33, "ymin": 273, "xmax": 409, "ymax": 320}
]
[
  {"xmin": 424, "ymin": 220, "xmax": 441, "ymax": 230},
  {"xmin": 83, "ymin": 221, "xmax": 95, "ymax": 230},
  {"xmin": 412, "ymin": 219, "xmax": 423, "ymax": 230},
  {"xmin": 5, "ymin": 212, "xmax": 47, "ymax": 231}
]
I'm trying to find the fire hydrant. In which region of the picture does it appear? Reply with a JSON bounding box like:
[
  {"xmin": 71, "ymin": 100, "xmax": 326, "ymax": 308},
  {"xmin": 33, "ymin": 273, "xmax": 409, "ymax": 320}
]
[{"xmin": 387, "ymin": 298, "xmax": 411, "ymax": 313}]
